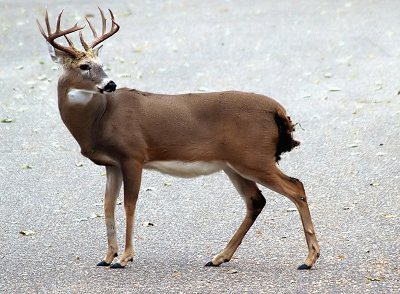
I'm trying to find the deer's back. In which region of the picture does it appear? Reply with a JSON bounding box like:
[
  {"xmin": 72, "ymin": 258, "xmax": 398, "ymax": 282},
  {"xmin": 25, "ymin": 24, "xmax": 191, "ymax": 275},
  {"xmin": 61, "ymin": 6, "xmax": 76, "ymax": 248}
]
[{"xmin": 101, "ymin": 89, "xmax": 285, "ymax": 162}]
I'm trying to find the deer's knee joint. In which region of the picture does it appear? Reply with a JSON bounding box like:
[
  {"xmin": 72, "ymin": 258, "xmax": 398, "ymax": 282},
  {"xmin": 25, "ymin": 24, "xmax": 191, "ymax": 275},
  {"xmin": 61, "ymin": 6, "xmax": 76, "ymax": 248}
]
[
  {"xmin": 251, "ymin": 191, "xmax": 266, "ymax": 210},
  {"xmin": 289, "ymin": 177, "xmax": 306, "ymax": 195},
  {"xmin": 290, "ymin": 177, "xmax": 304, "ymax": 188},
  {"xmin": 249, "ymin": 191, "xmax": 266, "ymax": 220},
  {"xmin": 289, "ymin": 177, "xmax": 302, "ymax": 185}
]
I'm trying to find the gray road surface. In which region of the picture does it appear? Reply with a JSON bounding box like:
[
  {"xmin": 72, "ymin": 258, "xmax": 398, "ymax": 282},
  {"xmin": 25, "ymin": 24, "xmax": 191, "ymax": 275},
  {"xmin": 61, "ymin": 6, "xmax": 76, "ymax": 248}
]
[{"xmin": 0, "ymin": 0, "xmax": 399, "ymax": 293}]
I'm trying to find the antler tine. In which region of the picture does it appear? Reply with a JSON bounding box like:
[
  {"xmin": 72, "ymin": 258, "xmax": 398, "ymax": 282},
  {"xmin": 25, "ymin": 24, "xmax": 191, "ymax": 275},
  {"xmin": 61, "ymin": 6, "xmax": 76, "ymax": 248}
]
[
  {"xmin": 108, "ymin": 9, "xmax": 115, "ymax": 20},
  {"xmin": 79, "ymin": 31, "xmax": 90, "ymax": 51},
  {"xmin": 37, "ymin": 9, "xmax": 85, "ymax": 58},
  {"xmin": 36, "ymin": 19, "xmax": 47, "ymax": 39},
  {"xmin": 79, "ymin": 13, "xmax": 99, "ymax": 50},
  {"xmin": 45, "ymin": 9, "xmax": 51, "ymax": 35},
  {"xmin": 98, "ymin": 7, "xmax": 107, "ymax": 36},
  {"xmin": 88, "ymin": 8, "xmax": 120, "ymax": 49},
  {"xmin": 55, "ymin": 9, "xmax": 64, "ymax": 33},
  {"xmin": 108, "ymin": 9, "xmax": 119, "ymax": 31},
  {"xmin": 109, "ymin": 9, "xmax": 120, "ymax": 33},
  {"xmin": 64, "ymin": 35, "xmax": 74, "ymax": 47},
  {"xmin": 85, "ymin": 16, "xmax": 98, "ymax": 38}
]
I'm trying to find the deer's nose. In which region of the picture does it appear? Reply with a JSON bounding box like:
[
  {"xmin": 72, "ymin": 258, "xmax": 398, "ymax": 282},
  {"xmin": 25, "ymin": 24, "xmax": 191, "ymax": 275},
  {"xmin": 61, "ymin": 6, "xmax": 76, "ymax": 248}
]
[{"xmin": 103, "ymin": 80, "xmax": 116, "ymax": 92}]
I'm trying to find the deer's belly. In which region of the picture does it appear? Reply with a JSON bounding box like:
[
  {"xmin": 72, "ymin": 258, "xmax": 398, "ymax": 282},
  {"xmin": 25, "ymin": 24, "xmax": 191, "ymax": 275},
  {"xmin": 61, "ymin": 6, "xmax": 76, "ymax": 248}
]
[{"xmin": 144, "ymin": 161, "xmax": 226, "ymax": 178}]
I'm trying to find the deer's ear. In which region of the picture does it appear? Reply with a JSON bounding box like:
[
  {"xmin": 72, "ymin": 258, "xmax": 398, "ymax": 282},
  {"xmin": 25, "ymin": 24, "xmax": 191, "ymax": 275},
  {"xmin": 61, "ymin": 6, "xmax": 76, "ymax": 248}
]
[
  {"xmin": 93, "ymin": 45, "xmax": 103, "ymax": 57},
  {"xmin": 47, "ymin": 43, "xmax": 69, "ymax": 63}
]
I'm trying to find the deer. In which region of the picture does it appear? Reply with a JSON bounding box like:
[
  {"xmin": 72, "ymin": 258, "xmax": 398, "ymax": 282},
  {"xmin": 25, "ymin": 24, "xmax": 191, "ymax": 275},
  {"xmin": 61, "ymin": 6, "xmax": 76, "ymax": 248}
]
[{"xmin": 37, "ymin": 8, "xmax": 320, "ymax": 270}]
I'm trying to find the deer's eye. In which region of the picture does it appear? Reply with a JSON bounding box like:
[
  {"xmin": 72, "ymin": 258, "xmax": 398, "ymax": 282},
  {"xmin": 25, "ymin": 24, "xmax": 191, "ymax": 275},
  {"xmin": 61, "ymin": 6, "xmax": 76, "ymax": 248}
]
[{"xmin": 79, "ymin": 64, "xmax": 90, "ymax": 71}]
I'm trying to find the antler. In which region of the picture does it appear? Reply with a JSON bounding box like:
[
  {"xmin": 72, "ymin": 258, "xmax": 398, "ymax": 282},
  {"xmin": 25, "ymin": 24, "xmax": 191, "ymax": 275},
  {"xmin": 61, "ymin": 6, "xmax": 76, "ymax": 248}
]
[
  {"xmin": 37, "ymin": 9, "xmax": 85, "ymax": 58},
  {"xmin": 79, "ymin": 7, "xmax": 120, "ymax": 50}
]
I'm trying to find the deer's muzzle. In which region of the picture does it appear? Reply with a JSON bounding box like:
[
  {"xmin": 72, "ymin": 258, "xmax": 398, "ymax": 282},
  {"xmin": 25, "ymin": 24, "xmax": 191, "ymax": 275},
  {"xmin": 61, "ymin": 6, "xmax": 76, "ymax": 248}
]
[
  {"xmin": 97, "ymin": 80, "xmax": 117, "ymax": 93},
  {"xmin": 103, "ymin": 81, "xmax": 116, "ymax": 92}
]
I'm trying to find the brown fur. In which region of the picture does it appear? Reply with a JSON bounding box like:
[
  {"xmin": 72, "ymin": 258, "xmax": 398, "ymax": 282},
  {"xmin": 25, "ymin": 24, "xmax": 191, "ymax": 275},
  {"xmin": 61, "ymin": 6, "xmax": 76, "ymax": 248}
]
[
  {"xmin": 57, "ymin": 88, "xmax": 290, "ymax": 166},
  {"xmin": 40, "ymin": 9, "xmax": 319, "ymax": 270}
]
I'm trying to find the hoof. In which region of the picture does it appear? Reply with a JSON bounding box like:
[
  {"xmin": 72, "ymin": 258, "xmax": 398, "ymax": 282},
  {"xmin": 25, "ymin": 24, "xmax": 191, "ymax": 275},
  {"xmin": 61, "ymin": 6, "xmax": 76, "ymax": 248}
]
[
  {"xmin": 96, "ymin": 260, "xmax": 111, "ymax": 266},
  {"xmin": 205, "ymin": 261, "xmax": 219, "ymax": 267},
  {"xmin": 297, "ymin": 264, "xmax": 312, "ymax": 270},
  {"xmin": 110, "ymin": 258, "xmax": 133, "ymax": 269},
  {"xmin": 110, "ymin": 262, "xmax": 125, "ymax": 269},
  {"xmin": 97, "ymin": 260, "xmax": 111, "ymax": 267}
]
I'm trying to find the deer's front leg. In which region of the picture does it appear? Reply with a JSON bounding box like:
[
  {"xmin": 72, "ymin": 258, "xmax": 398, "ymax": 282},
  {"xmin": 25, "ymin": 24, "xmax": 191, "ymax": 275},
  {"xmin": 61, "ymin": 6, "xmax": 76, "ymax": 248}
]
[
  {"xmin": 97, "ymin": 166, "xmax": 122, "ymax": 266},
  {"xmin": 111, "ymin": 160, "xmax": 142, "ymax": 269}
]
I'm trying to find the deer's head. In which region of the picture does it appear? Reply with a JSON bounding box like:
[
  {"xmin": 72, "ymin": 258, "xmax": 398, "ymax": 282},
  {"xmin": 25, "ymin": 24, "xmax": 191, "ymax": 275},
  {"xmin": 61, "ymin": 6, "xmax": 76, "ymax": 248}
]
[{"xmin": 37, "ymin": 8, "xmax": 119, "ymax": 93}]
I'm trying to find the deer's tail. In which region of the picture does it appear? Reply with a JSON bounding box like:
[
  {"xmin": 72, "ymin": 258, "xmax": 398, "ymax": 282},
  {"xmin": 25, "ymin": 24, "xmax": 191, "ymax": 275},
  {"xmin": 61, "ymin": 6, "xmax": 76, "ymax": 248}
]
[{"xmin": 274, "ymin": 111, "xmax": 300, "ymax": 162}]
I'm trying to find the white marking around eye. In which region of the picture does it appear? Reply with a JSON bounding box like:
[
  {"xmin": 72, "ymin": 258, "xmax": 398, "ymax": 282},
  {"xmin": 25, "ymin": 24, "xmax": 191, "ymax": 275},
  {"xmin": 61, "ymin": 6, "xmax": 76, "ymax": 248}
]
[
  {"xmin": 144, "ymin": 161, "xmax": 226, "ymax": 178},
  {"xmin": 67, "ymin": 88, "xmax": 97, "ymax": 104}
]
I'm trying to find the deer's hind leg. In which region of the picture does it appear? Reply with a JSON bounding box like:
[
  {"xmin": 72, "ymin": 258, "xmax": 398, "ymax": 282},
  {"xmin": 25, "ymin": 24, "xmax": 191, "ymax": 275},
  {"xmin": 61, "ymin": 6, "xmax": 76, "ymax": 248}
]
[
  {"xmin": 246, "ymin": 164, "xmax": 320, "ymax": 270},
  {"xmin": 206, "ymin": 167, "xmax": 266, "ymax": 266}
]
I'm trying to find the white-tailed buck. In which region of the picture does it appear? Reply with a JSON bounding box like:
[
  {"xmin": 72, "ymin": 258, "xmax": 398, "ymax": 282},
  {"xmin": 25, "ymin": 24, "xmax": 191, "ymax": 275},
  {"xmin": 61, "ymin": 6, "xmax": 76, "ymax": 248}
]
[{"xmin": 37, "ymin": 8, "xmax": 320, "ymax": 269}]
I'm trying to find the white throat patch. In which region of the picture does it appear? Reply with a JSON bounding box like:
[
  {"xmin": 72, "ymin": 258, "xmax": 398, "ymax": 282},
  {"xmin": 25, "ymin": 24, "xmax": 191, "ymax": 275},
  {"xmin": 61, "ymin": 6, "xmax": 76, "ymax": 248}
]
[{"xmin": 67, "ymin": 88, "xmax": 97, "ymax": 105}]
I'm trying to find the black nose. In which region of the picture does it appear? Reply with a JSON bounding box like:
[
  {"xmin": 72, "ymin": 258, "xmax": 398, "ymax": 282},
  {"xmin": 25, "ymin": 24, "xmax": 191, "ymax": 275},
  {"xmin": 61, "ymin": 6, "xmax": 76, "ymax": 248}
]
[{"xmin": 104, "ymin": 81, "xmax": 116, "ymax": 92}]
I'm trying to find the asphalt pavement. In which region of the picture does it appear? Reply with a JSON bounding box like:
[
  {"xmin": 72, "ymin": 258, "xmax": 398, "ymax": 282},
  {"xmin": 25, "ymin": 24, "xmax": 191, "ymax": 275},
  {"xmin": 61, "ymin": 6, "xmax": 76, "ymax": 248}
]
[{"xmin": 0, "ymin": 0, "xmax": 399, "ymax": 293}]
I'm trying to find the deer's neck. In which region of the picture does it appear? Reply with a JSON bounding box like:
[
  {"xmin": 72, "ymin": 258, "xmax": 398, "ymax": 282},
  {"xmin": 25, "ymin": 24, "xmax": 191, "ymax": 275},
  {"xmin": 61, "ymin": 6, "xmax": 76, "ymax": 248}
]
[{"xmin": 57, "ymin": 77, "xmax": 107, "ymax": 151}]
